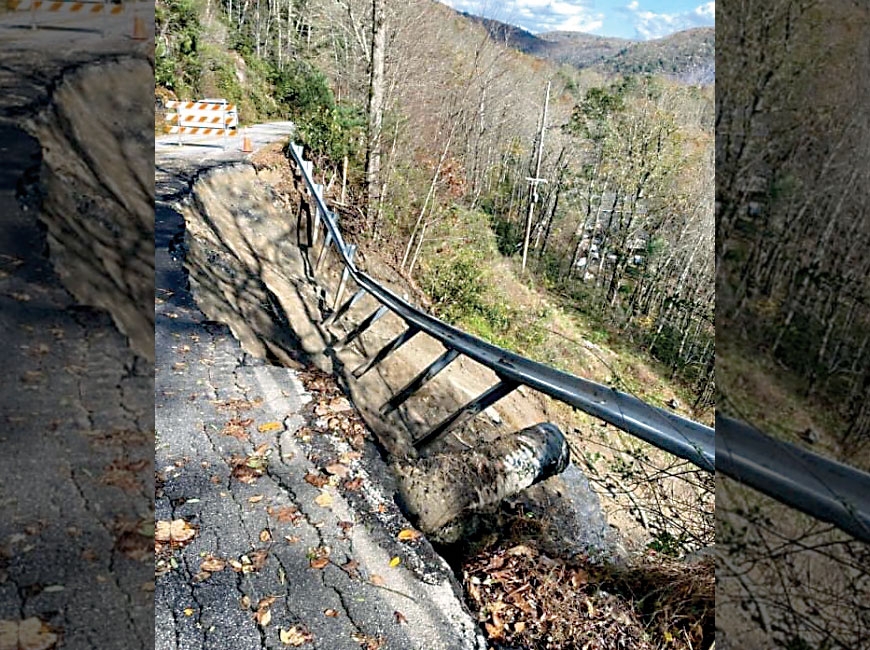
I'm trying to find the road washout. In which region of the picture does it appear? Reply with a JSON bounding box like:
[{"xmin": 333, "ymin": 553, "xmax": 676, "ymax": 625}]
[
  {"xmin": 0, "ymin": 18, "xmax": 154, "ymax": 650},
  {"xmin": 155, "ymin": 129, "xmax": 489, "ymax": 650},
  {"xmin": 178, "ymin": 154, "xmax": 615, "ymax": 559},
  {"xmin": 174, "ymin": 141, "xmax": 719, "ymax": 650}
]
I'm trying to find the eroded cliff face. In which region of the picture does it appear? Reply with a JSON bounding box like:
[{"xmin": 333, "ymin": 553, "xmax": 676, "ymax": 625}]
[
  {"xmin": 23, "ymin": 56, "xmax": 154, "ymax": 360},
  {"xmin": 179, "ymin": 160, "xmax": 616, "ymax": 558}
]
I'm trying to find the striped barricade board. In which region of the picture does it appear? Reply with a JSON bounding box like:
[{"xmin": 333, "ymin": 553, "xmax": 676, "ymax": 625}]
[
  {"xmin": 6, "ymin": 0, "xmax": 125, "ymax": 14},
  {"xmin": 165, "ymin": 126, "xmax": 239, "ymax": 136},
  {"xmin": 164, "ymin": 100, "xmax": 239, "ymax": 140}
]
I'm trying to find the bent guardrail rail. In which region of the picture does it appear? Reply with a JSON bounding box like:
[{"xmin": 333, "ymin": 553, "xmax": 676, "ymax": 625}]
[
  {"xmin": 287, "ymin": 141, "xmax": 870, "ymax": 543},
  {"xmin": 717, "ymin": 414, "xmax": 870, "ymax": 543},
  {"xmin": 287, "ymin": 141, "xmax": 714, "ymax": 472}
]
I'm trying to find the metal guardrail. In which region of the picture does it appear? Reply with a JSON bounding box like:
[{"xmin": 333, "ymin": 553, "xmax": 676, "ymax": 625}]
[
  {"xmin": 287, "ymin": 142, "xmax": 870, "ymax": 543},
  {"xmin": 717, "ymin": 414, "xmax": 870, "ymax": 543},
  {"xmin": 287, "ymin": 142, "xmax": 714, "ymax": 471}
]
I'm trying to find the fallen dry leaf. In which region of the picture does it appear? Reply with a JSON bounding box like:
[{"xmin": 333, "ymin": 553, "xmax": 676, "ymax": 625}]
[
  {"xmin": 369, "ymin": 574, "xmax": 385, "ymax": 587},
  {"xmin": 254, "ymin": 608, "xmax": 272, "ymax": 627},
  {"xmin": 304, "ymin": 472, "xmax": 328, "ymax": 488},
  {"xmin": 394, "ymin": 611, "xmax": 408, "ymax": 625},
  {"xmin": 155, "ymin": 519, "xmax": 196, "ymax": 545},
  {"xmin": 0, "ymin": 617, "xmax": 59, "ymax": 650},
  {"xmin": 230, "ymin": 454, "xmax": 266, "ymax": 484},
  {"xmin": 389, "ymin": 556, "xmax": 401, "ymax": 568},
  {"xmin": 397, "ymin": 529, "xmax": 421, "ymax": 542},
  {"xmin": 279, "ymin": 626, "xmax": 312, "ymax": 646},
  {"xmin": 253, "ymin": 442, "xmax": 271, "ymax": 456},
  {"xmin": 258, "ymin": 422, "xmax": 283, "ymax": 433},
  {"xmin": 310, "ymin": 557, "xmax": 329, "ymax": 570},
  {"xmin": 337, "ymin": 521, "xmax": 353, "ymax": 534},
  {"xmin": 314, "ymin": 396, "xmax": 353, "ymax": 416},
  {"xmin": 250, "ymin": 549, "xmax": 269, "ymax": 570},
  {"xmin": 259, "ymin": 529, "xmax": 272, "ymax": 543},
  {"xmin": 272, "ymin": 506, "xmax": 300, "ymax": 524},
  {"xmin": 249, "ymin": 495, "xmax": 264, "ymax": 503},
  {"xmin": 324, "ymin": 463, "xmax": 349, "ymax": 478},
  {"xmin": 344, "ymin": 477, "xmax": 363, "ymax": 491},
  {"xmin": 351, "ymin": 632, "xmax": 384, "ymax": 650},
  {"xmin": 200, "ymin": 556, "xmax": 226, "ymax": 572},
  {"xmin": 314, "ymin": 492, "xmax": 333, "ymax": 508},
  {"xmin": 323, "ymin": 609, "xmax": 339, "ymax": 618},
  {"xmin": 222, "ymin": 418, "xmax": 252, "ymax": 441},
  {"xmin": 342, "ymin": 559, "xmax": 360, "ymax": 579}
]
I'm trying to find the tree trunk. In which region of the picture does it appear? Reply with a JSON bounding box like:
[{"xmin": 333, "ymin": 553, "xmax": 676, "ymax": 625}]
[{"xmin": 365, "ymin": 0, "xmax": 387, "ymax": 232}]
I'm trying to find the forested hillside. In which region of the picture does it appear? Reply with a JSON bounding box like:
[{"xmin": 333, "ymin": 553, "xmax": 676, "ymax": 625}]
[
  {"xmin": 460, "ymin": 13, "xmax": 714, "ymax": 82},
  {"xmin": 717, "ymin": 2, "xmax": 870, "ymax": 648},
  {"xmin": 156, "ymin": 0, "xmax": 715, "ymax": 416}
]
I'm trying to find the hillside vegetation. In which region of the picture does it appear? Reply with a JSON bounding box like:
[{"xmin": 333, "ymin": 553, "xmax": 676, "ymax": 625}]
[
  {"xmin": 717, "ymin": 2, "xmax": 870, "ymax": 648},
  {"xmin": 155, "ymin": 0, "xmax": 715, "ymax": 415}
]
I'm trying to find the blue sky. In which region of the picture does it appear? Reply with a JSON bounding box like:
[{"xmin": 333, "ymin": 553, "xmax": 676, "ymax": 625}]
[{"xmin": 438, "ymin": 1, "xmax": 714, "ymax": 40}]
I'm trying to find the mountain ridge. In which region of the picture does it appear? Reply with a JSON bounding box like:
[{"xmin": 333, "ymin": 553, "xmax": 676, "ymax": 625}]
[{"xmin": 455, "ymin": 10, "xmax": 714, "ymax": 84}]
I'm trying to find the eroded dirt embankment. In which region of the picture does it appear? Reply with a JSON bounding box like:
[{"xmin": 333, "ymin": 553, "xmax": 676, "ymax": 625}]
[
  {"xmin": 176, "ymin": 152, "xmax": 719, "ymax": 650},
  {"xmin": 21, "ymin": 56, "xmax": 155, "ymax": 361},
  {"xmin": 178, "ymin": 157, "xmax": 615, "ymax": 557}
]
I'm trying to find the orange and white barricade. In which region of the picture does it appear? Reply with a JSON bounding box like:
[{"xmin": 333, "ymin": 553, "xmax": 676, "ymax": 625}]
[{"xmin": 164, "ymin": 99, "xmax": 239, "ymax": 148}]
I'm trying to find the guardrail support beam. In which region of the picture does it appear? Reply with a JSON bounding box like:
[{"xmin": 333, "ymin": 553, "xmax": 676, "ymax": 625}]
[
  {"xmin": 333, "ymin": 305, "xmax": 389, "ymax": 352},
  {"xmin": 314, "ymin": 230, "xmax": 334, "ymax": 273},
  {"xmin": 353, "ymin": 325, "xmax": 421, "ymax": 379},
  {"xmin": 333, "ymin": 245, "xmax": 357, "ymax": 310},
  {"xmin": 414, "ymin": 378, "xmax": 519, "ymax": 449},
  {"xmin": 381, "ymin": 348, "xmax": 460, "ymax": 416},
  {"xmin": 323, "ymin": 288, "xmax": 366, "ymax": 327}
]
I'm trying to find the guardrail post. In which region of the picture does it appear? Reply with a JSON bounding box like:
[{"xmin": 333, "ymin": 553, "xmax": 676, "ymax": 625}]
[
  {"xmin": 323, "ymin": 288, "xmax": 366, "ymax": 327},
  {"xmin": 381, "ymin": 348, "xmax": 460, "ymax": 416},
  {"xmin": 310, "ymin": 182, "xmax": 325, "ymax": 246},
  {"xmin": 333, "ymin": 245, "xmax": 356, "ymax": 310},
  {"xmin": 353, "ymin": 325, "xmax": 421, "ymax": 379},
  {"xmin": 333, "ymin": 305, "xmax": 389, "ymax": 352},
  {"xmin": 314, "ymin": 229, "xmax": 333, "ymax": 274},
  {"xmin": 414, "ymin": 378, "xmax": 520, "ymax": 449}
]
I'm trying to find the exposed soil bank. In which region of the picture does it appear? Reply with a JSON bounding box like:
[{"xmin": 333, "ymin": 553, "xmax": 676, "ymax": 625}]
[
  {"xmin": 179, "ymin": 159, "xmax": 615, "ymax": 558},
  {"xmin": 20, "ymin": 56, "xmax": 154, "ymax": 360}
]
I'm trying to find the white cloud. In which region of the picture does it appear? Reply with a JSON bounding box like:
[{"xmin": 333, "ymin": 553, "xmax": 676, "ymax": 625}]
[
  {"xmin": 439, "ymin": 0, "xmax": 604, "ymax": 35},
  {"xmin": 625, "ymin": 1, "xmax": 715, "ymax": 40}
]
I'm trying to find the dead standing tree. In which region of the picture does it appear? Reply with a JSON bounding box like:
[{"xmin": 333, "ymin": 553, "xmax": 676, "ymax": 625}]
[{"xmin": 365, "ymin": 0, "xmax": 386, "ymax": 233}]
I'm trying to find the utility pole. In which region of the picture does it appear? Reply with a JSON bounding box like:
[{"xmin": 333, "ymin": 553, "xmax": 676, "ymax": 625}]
[{"xmin": 522, "ymin": 80, "xmax": 550, "ymax": 273}]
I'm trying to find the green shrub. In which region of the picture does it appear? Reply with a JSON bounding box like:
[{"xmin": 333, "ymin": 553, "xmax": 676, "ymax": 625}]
[
  {"xmin": 270, "ymin": 61, "xmax": 364, "ymax": 166},
  {"xmin": 155, "ymin": 0, "xmax": 203, "ymax": 94}
]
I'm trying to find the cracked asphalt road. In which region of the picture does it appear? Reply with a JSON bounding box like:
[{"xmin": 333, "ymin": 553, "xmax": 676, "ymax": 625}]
[
  {"xmin": 0, "ymin": 13, "xmax": 154, "ymax": 650},
  {"xmin": 155, "ymin": 129, "xmax": 486, "ymax": 650}
]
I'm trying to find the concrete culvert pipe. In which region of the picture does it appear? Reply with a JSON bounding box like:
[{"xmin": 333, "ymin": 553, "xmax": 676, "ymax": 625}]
[{"xmin": 393, "ymin": 423, "xmax": 570, "ymax": 541}]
